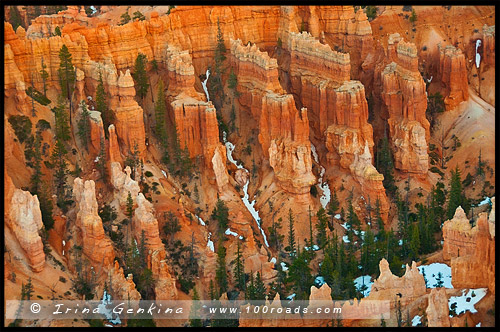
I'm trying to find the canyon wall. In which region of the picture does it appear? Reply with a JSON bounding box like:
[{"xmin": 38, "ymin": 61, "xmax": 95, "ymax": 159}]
[{"xmin": 230, "ymin": 38, "xmax": 315, "ymax": 194}]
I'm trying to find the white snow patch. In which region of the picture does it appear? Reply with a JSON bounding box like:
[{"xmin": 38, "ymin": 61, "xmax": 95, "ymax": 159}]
[
  {"xmin": 314, "ymin": 276, "xmax": 325, "ymax": 287},
  {"xmin": 161, "ymin": 170, "xmax": 167, "ymax": 178},
  {"xmin": 341, "ymin": 222, "xmax": 349, "ymax": 230},
  {"xmin": 87, "ymin": 96, "xmax": 93, "ymax": 101},
  {"xmin": 475, "ymin": 40, "xmax": 482, "ymax": 68},
  {"xmin": 449, "ymin": 288, "xmax": 487, "ymax": 317},
  {"xmin": 197, "ymin": 216, "xmax": 206, "ymax": 226},
  {"xmin": 311, "ymin": 143, "xmax": 331, "ymax": 209},
  {"xmin": 202, "ymin": 69, "xmax": 210, "ymax": 101},
  {"xmin": 225, "ymin": 228, "xmax": 238, "ymax": 237},
  {"xmin": 478, "ymin": 196, "xmax": 492, "ymax": 207},
  {"xmin": 418, "ymin": 263, "xmax": 452, "ymax": 288},
  {"xmin": 62, "ymin": 240, "xmax": 65, "ymax": 246},
  {"xmin": 270, "ymin": 257, "xmax": 277, "ymax": 264},
  {"xmin": 476, "ymin": 322, "xmax": 481, "ymax": 327},
  {"xmin": 225, "ymin": 131, "xmax": 269, "ymax": 247},
  {"xmin": 62, "ymin": 250, "xmax": 64, "ymax": 256},
  {"xmin": 239, "ymin": 236, "xmax": 243, "ymax": 240},
  {"xmin": 398, "ymin": 239, "xmax": 403, "ymax": 245},
  {"xmin": 354, "ymin": 275, "xmax": 373, "ymax": 297},
  {"xmin": 312, "ymin": 244, "xmax": 320, "ymax": 251},
  {"xmin": 286, "ymin": 293, "xmax": 296, "ymax": 300},
  {"xmin": 335, "ymin": 214, "xmax": 341, "ymax": 220},
  {"xmin": 94, "ymin": 156, "xmax": 100, "ymax": 163},
  {"xmin": 207, "ymin": 232, "xmax": 214, "ymax": 252},
  {"xmin": 342, "ymin": 235, "xmax": 350, "ymax": 243},
  {"xmin": 280, "ymin": 262, "xmax": 288, "ymax": 272},
  {"xmin": 412, "ymin": 315, "xmax": 422, "ymax": 326},
  {"xmin": 98, "ymin": 291, "xmax": 121, "ymax": 325}
]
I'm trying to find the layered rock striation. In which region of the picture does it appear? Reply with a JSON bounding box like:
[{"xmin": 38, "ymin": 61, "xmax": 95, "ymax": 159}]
[
  {"xmin": 426, "ymin": 287, "xmax": 451, "ymax": 327},
  {"xmin": 110, "ymin": 162, "xmax": 141, "ymax": 207}
]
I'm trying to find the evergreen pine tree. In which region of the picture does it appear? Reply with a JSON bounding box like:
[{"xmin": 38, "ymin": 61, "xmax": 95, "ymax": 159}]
[
  {"xmin": 315, "ymin": 207, "xmax": 328, "ymax": 248},
  {"xmin": 189, "ymin": 288, "xmax": 202, "ymax": 327},
  {"xmin": 287, "ymin": 246, "xmax": 313, "ymax": 300},
  {"xmin": 53, "ymin": 97, "xmax": 71, "ymax": 141},
  {"xmin": 132, "ymin": 53, "xmax": 149, "ymax": 101},
  {"xmin": 126, "ymin": 192, "xmax": 134, "ymax": 220},
  {"xmin": 77, "ymin": 101, "xmax": 91, "ymax": 149},
  {"xmin": 30, "ymin": 133, "xmax": 43, "ymax": 195},
  {"xmin": 286, "ymin": 209, "xmax": 296, "ymax": 257},
  {"xmin": 253, "ymin": 272, "xmax": 266, "ymax": 301},
  {"xmin": 50, "ymin": 138, "xmax": 68, "ymax": 207},
  {"xmin": 327, "ymin": 190, "xmax": 340, "ymax": 229},
  {"xmin": 154, "ymin": 79, "xmax": 168, "ymax": 146},
  {"xmin": 96, "ymin": 72, "xmax": 112, "ymax": 138},
  {"xmin": 58, "ymin": 44, "xmax": 76, "ymax": 102},
  {"xmin": 97, "ymin": 135, "xmax": 107, "ymax": 182},
  {"xmin": 233, "ymin": 240, "xmax": 245, "ymax": 291},
  {"xmin": 211, "ymin": 199, "xmax": 229, "ymax": 234},
  {"xmin": 40, "ymin": 57, "xmax": 49, "ymax": 97},
  {"xmin": 447, "ymin": 166, "xmax": 467, "ymax": 219},
  {"xmin": 377, "ymin": 135, "xmax": 397, "ymax": 196},
  {"xmin": 215, "ymin": 240, "xmax": 228, "ymax": 295}
]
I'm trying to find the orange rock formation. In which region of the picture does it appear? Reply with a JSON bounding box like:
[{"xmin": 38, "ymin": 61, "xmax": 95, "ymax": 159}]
[
  {"xmin": 73, "ymin": 178, "xmax": 115, "ymax": 268},
  {"xmin": 5, "ymin": 170, "xmax": 46, "ymax": 273},
  {"xmin": 426, "ymin": 287, "xmax": 451, "ymax": 327},
  {"xmin": 367, "ymin": 258, "xmax": 426, "ymax": 307},
  {"xmin": 442, "ymin": 206, "xmax": 495, "ymax": 294},
  {"xmin": 380, "ymin": 35, "xmax": 430, "ymax": 174},
  {"xmin": 438, "ymin": 44, "xmax": 469, "ymax": 110}
]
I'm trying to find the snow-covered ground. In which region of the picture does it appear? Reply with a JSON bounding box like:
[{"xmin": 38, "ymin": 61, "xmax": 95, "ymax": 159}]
[
  {"xmin": 270, "ymin": 257, "xmax": 276, "ymax": 264},
  {"xmin": 418, "ymin": 263, "xmax": 452, "ymax": 288},
  {"xmin": 197, "ymin": 216, "xmax": 206, "ymax": 226},
  {"xmin": 342, "ymin": 235, "xmax": 350, "ymax": 243},
  {"xmin": 280, "ymin": 262, "xmax": 288, "ymax": 272},
  {"xmin": 475, "ymin": 40, "xmax": 482, "ymax": 68},
  {"xmin": 448, "ymin": 288, "xmax": 487, "ymax": 317},
  {"xmin": 311, "ymin": 144, "xmax": 331, "ymax": 209},
  {"xmin": 354, "ymin": 275, "xmax": 373, "ymax": 297},
  {"xmin": 224, "ymin": 131, "xmax": 269, "ymax": 247}
]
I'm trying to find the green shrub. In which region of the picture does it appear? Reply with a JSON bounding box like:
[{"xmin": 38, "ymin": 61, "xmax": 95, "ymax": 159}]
[
  {"xmin": 365, "ymin": 6, "xmax": 377, "ymax": 20},
  {"xmin": 430, "ymin": 166, "xmax": 444, "ymax": 177},
  {"xmin": 27, "ymin": 86, "xmax": 51, "ymax": 105},
  {"xmin": 310, "ymin": 185, "xmax": 318, "ymax": 197},
  {"xmin": 8, "ymin": 115, "xmax": 32, "ymax": 143},
  {"xmin": 145, "ymin": 171, "xmax": 154, "ymax": 177},
  {"xmin": 36, "ymin": 119, "xmax": 51, "ymax": 132}
]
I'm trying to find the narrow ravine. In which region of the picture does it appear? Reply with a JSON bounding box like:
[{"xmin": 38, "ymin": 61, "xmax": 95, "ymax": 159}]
[
  {"xmin": 202, "ymin": 69, "xmax": 269, "ymax": 247},
  {"xmin": 311, "ymin": 144, "xmax": 331, "ymax": 209},
  {"xmin": 224, "ymin": 132, "xmax": 269, "ymax": 247}
]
